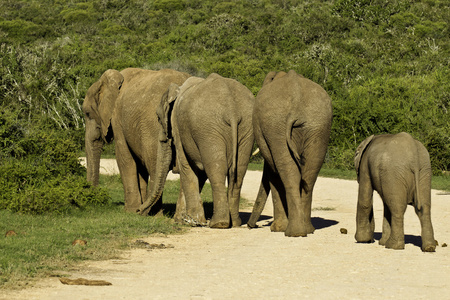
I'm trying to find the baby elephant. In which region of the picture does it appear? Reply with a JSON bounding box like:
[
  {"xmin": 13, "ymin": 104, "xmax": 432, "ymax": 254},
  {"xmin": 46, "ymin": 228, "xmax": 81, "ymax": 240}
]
[{"xmin": 354, "ymin": 132, "xmax": 435, "ymax": 252}]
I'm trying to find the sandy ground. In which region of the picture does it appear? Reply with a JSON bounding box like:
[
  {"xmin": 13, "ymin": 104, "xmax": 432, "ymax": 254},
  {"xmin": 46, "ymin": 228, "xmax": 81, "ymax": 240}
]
[{"xmin": 2, "ymin": 159, "xmax": 449, "ymax": 299}]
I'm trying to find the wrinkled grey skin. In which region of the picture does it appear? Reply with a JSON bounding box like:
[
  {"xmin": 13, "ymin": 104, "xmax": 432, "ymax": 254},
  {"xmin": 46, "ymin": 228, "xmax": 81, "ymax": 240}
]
[
  {"xmin": 139, "ymin": 73, "xmax": 254, "ymax": 229},
  {"xmin": 247, "ymin": 70, "xmax": 332, "ymax": 237},
  {"xmin": 354, "ymin": 132, "xmax": 435, "ymax": 252},
  {"xmin": 82, "ymin": 68, "xmax": 190, "ymax": 213}
]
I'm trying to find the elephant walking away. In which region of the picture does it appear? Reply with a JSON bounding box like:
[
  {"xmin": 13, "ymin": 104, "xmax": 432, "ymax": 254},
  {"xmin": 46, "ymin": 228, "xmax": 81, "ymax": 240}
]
[
  {"xmin": 247, "ymin": 70, "xmax": 332, "ymax": 237},
  {"xmin": 139, "ymin": 73, "xmax": 255, "ymax": 229},
  {"xmin": 82, "ymin": 68, "xmax": 190, "ymax": 213},
  {"xmin": 354, "ymin": 132, "xmax": 436, "ymax": 252}
]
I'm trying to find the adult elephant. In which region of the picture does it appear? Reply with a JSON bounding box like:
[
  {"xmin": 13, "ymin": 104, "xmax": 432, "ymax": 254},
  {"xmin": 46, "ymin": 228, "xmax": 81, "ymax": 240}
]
[
  {"xmin": 354, "ymin": 132, "xmax": 435, "ymax": 252},
  {"xmin": 247, "ymin": 70, "xmax": 332, "ymax": 237},
  {"xmin": 138, "ymin": 73, "xmax": 255, "ymax": 229},
  {"xmin": 82, "ymin": 68, "xmax": 190, "ymax": 213}
]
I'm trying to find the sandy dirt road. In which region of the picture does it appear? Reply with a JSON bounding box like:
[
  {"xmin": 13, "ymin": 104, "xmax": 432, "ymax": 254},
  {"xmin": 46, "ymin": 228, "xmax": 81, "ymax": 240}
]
[{"xmin": 2, "ymin": 159, "xmax": 449, "ymax": 299}]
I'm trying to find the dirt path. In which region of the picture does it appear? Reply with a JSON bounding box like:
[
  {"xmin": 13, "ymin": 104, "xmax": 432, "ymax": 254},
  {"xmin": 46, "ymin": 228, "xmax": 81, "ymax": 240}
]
[{"xmin": 3, "ymin": 159, "xmax": 449, "ymax": 299}]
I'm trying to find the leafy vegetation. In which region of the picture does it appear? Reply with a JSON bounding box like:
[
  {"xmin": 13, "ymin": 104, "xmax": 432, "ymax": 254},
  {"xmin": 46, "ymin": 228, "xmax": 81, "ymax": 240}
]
[
  {"xmin": 0, "ymin": 1, "xmax": 448, "ymax": 210},
  {"xmin": 0, "ymin": 108, "xmax": 108, "ymax": 214}
]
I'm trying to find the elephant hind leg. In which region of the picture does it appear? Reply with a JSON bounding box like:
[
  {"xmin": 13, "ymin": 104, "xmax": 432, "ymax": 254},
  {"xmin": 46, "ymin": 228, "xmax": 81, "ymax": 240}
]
[
  {"xmin": 415, "ymin": 204, "xmax": 436, "ymax": 252},
  {"xmin": 179, "ymin": 164, "xmax": 207, "ymax": 226},
  {"xmin": 269, "ymin": 171, "xmax": 288, "ymax": 232},
  {"xmin": 355, "ymin": 178, "xmax": 375, "ymax": 243},
  {"xmin": 300, "ymin": 135, "xmax": 332, "ymax": 235},
  {"xmin": 201, "ymin": 149, "xmax": 230, "ymax": 229},
  {"xmin": 208, "ymin": 174, "xmax": 230, "ymax": 229},
  {"xmin": 415, "ymin": 175, "xmax": 435, "ymax": 252},
  {"xmin": 384, "ymin": 201, "xmax": 406, "ymax": 250},
  {"xmin": 379, "ymin": 202, "xmax": 391, "ymax": 246}
]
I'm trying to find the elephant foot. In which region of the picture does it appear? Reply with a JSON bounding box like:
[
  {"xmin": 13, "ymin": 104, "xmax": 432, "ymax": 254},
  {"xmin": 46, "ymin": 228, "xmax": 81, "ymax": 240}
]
[
  {"xmin": 173, "ymin": 213, "xmax": 184, "ymax": 224},
  {"xmin": 385, "ymin": 237, "xmax": 405, "ymax": 250},
  {"xmin": 379, "ymin": 235, "xmax": 389, "ymax": 246},
  {"xmin": 421, "ymin": 239, "xmax": 436, "ymax": 252},
  {"xmin": 306, "ymin": 222, "xmax": 315, "ymax": 234},
  {"xmin": 285, "ymin": 222, "xmax": 311, "ymax": 237},
  {"xmin": 422, "ymin": 244, "xmax": 436, "ymax": 252},
  {"xmin": 270, "ymin": 219, "xmax": 288, "ymax": 232},
  {"xmin": 183, "ymin": 214, "xmax": 207, "ymax": 227},
  {"xmin": 355, "ymin": 229, "xmax": 374, "ymax": 243},
  {"xmin": 125, "ymin": 205, "xmax": 141, "ymax": 214},
  {"xmin": 209, "ymin": 214, "xmax": 230, "ymax": 229},
  {"xmin": 231, "ymin": 217, "xmax": 242, "ymax": 228}
]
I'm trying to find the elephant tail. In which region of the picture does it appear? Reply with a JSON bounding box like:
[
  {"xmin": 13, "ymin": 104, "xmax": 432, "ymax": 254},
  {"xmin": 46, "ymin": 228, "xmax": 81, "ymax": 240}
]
[
  {"xmin": 413, "ymin": 166, "xmax": 422, "ymax": 211},
  {"xmin": 286, "ymin": 117, "xmax": 305, "ymax": 169},
  {"xmin": 228, "ymin": 117, "xmax": 238, "ymax": 197}
]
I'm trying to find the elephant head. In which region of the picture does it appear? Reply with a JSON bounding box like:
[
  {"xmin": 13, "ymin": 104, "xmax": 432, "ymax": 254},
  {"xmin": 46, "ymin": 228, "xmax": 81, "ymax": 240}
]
[
  {"xmin": 82, "ymin": 69, "xmax": 124, "ymax": 186},
  {"xmin": 354, "ymin": 134, "xmax": 374, "ymax": 182}
]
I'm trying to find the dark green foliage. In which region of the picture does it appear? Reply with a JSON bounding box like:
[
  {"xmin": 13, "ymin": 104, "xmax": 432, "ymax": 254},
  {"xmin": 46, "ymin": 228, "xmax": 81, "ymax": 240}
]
[
  {"xmin": 0, "ymin": 109, "xmax": 110, "ymax": 214},
  {"xmin": 0, "ymin": 172, "xmax": 109, "ymax": 214}
]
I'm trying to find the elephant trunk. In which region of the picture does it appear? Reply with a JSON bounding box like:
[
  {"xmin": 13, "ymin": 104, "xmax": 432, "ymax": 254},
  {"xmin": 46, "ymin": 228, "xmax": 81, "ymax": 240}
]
[
  {"xmin": 247, "ymin": 162, "xmax": 271, "ymax": 228},
  {"xmin": 138, "ymin": 139, "xmax": 173, "ymax": 215},
  {"xmin": 85, "ymin": 135, "xmax": 104, "ymax": 186}
]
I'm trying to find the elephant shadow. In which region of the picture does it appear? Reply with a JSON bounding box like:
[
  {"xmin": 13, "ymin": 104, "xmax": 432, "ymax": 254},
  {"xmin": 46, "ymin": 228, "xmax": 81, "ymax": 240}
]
[
  {"xmin": 240, "ymin": 212, "xmax": 338, "ymax": 230},
  {"xmin": 373, "ymin": 232, "xmax": 422, "ymax": 248}
]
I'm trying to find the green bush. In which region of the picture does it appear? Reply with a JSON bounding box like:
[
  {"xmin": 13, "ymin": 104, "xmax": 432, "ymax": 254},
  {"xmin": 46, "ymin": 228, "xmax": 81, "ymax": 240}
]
[
  {"xmin": 152, "ymin": 0, "xmax": 186, "ymax": 12},
  {"xmin": 0, "ymin": 109, "xmax": 109, "ymax": 214},
  {"xmin": 0, "ymin": 172, "xmax": 110, "ymax": 214},
  {"xmin": 0, "ymin": 19, "xmax": 45, "ymax": 41}
]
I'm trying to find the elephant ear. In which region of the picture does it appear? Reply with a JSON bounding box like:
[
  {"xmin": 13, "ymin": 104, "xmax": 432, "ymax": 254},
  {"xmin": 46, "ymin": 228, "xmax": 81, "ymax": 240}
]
[
  {"xmin": 83, "ymin": 80, "xmax": 102, "ymax": 120},
  {"xmin": 157, "ymin": 83, "xmax": 179, "ymax": 142},
  {"xmin": 354, "ymin": 135, "xmax": 375, "ymax": 182},
  {"xmin": 96, "ymin": 69, "xmax": 124, "ymax": 139}
]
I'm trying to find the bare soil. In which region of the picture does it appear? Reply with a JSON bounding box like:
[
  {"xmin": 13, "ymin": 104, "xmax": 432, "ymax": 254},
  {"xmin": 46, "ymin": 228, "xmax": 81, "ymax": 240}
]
[{"xmin": 2, "ymin": 159, "xmax": 449, "ymax": 299}]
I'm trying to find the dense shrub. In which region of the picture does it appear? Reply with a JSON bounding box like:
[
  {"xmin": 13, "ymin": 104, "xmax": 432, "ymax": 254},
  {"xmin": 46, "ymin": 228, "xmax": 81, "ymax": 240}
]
[
  {"xmin": 0, "ymin": 165, "xmax": 110, "ymax": 214},
  {"xmin": 0, "ymin": 109, "xmax": 110, "ymax": 214}
]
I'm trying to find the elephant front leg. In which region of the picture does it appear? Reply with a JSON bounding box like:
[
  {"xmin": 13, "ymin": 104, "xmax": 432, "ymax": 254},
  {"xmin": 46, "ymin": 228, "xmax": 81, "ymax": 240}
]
[
  {"xmin": 355, "ymin": 180, "xmax": 375, "ymax": 243},
  {"xmin": 115, "ymin": 139, "xmax": 142, "ymax": 213}
]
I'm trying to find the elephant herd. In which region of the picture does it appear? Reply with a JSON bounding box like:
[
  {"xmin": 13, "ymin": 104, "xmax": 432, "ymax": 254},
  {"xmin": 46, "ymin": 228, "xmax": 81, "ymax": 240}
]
[{"xmin": 83, "ymin": 68, "xmax": 435, "ymax": 252}]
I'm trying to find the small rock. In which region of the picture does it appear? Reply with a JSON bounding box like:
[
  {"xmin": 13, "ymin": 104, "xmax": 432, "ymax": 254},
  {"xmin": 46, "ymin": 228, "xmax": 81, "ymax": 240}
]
[
  {"xmin": 340, "ymin": 228, "xmax": 348, "ymax": 234},
  {"xmin": 442, "ymin": 243, "xmax": 447, "ymax": 248},
  {"xmin": 72, "ymin": 239, "xmax": 87, "ymax": 246}
]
